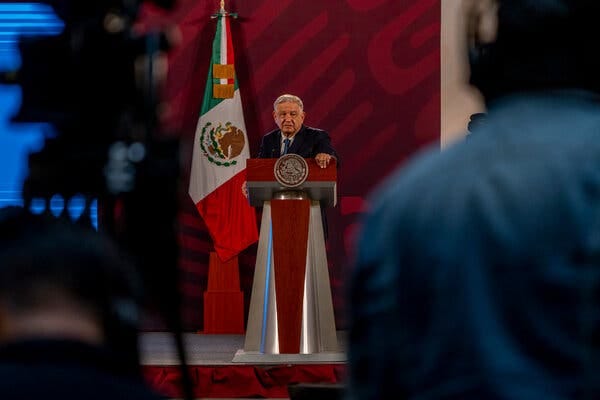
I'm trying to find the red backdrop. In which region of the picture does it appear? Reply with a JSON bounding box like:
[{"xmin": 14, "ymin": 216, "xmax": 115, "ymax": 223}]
[{"xmin": 140, "ymin": 0, "xmax": 440, "ymax": 330}]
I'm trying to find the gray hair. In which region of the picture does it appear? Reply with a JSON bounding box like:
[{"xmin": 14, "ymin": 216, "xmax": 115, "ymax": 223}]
[{"xmin": 273, "ymin": 94, "xmax": 304, "ymax": 111}]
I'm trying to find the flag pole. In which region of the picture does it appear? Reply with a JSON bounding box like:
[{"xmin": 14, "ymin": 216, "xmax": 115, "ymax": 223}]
[{"xmin": 201, "ymin": 0, "xmax": 250, "ymax": 335}]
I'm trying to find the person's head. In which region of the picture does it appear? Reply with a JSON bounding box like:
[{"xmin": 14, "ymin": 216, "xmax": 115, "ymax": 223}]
[
  {"xmin": 273, "ymin": 94, "xmax": 305, "ymax": 137},
  {"xmin": 466, "ymin": 0, "xmax": 600, "ymax": 102},
  {"xmin": 0, "ymin": 207, "xmax": 141, "ymax": 357}
]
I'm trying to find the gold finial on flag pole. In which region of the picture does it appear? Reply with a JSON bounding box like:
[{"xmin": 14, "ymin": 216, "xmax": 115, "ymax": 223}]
[{"xmin": 212, "ymin": 0, "xmax": 237, "ymax": 19}]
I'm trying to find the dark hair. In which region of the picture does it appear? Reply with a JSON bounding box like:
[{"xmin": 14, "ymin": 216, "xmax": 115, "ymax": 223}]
[
  {"xmin": 467, "ymin": 112, "xmax": 487, "ymax": 134},
  {"xmin": 470, "ymin": 0, "xmax": 600, "ymax": 101},
  {"xmin": 0, "ymin": 207, "xmax": 142, "ymax": 373}
]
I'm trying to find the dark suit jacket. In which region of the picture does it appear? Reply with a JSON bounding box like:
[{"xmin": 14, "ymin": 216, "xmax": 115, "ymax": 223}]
[
  {"xmin": 257, "ymin": 125, "xmax": 338, "ymax": 160},
  {"xmin": 257, "ymin": 125, "xmax": 338, "ymax": 238},
  {"xmin": 349, "ymin": 90, "xmax": 600, "ymax": 399}
]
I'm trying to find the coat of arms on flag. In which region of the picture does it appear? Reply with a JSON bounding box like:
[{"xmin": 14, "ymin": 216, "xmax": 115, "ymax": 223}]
[{"xmin": 200, "ymin": 121, "xmax": 246, "ymax": 166}]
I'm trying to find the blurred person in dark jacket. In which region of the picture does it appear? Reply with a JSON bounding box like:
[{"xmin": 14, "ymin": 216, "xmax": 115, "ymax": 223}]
[
  {"xmin": 0, "ymin": 207, "xmax": 164, "ymax": 400},
  {"xmin": 348, "ymin": 0, "xmax": 600, "ymax": 398}
]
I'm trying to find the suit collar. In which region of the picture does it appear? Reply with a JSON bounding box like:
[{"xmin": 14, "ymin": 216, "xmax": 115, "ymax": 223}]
[{"xmin": 283, "ymin": 125, "xmax": 306, "ymax": 154}]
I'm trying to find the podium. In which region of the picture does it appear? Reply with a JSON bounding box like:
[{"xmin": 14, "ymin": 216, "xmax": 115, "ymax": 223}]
[{"xmin": 233, "ymin": 155, "xmax": 344, "ymax": 363}]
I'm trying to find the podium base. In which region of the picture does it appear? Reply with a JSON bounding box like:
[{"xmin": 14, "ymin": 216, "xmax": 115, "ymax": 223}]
[
  {"xmin": 244, "ymin": 201, "xmax": 338, "ymax": 354},
  {"xmin": 231, "ymin": 349, "xmax": 346, "ymax": 364}
]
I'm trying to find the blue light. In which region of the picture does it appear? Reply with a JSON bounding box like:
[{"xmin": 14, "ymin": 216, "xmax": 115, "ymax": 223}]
[
  {"xmin": 0, "ymin": 3, "xmax": 64, "ymax": 71},
  {"xmin": 67, "ymin": 194, "xmax": 86, "ymax": 221},
  {"xmin": 29, "ymin": 197, "xmax": 46, "ymax": 214},
  {"xmin": 90, "ymin": 198, "xmax": 98, "ymax": 229},
  {"xmin": 49, "ymin": 193, "xmax": 64, "ymax": 217},
  {"xmin": 0, "ymin": 4, "xmax": 64, "ymax": 210},
  {"xmin": 0, "ymin": 3, "xmax": 64, "ymax": 33},
  {"xmin": 0, "ymin": 4, "xmax": 99, "ymax": 229},
  {"xmin": 0, "ymin": 3, "xmax": 55, "ymax": 12}
]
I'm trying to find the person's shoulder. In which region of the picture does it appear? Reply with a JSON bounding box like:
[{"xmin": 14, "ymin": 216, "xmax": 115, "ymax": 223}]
[
  {"xmin": 370, "ymin": 140, "xmax": 469, "ymax": 204},
  {"xmin": 361, "ymin": 137, "xmax": 489, "ymax": 241},
  {"xmin": 262, "ymin": 129, "xmax": 280, "ymax": 139},
  {"xmin": 302, "ymin": 126, "xmax": 328, "ymax": 135},
  {"xmin": 366, "ymin": 93, "xmax": 600, "ymax": 234}
]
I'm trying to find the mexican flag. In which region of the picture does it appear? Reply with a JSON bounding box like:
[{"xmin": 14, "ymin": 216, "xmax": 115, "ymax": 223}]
[{"xmin": 188, "ymin": 12, "xmax": 258, "ymax": 262}]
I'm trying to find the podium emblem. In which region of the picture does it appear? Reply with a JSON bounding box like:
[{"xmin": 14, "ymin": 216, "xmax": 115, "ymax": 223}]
[{"xmin": 274, "ymin": 154, "xmax": 309, "ymax": 188}]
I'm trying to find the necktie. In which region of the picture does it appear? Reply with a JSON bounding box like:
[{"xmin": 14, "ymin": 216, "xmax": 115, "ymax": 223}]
[{"xmin": 282, "ymin": 138, "xmax": 291, "ymax": 155}]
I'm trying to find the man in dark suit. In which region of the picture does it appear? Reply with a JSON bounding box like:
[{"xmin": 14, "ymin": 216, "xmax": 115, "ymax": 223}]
[
  {"xmin": 257, "ymin": 94, "xmax": 338, "ymax": 167},
  {"xmin": 255, "ymin": 94, "xmax": 338, "ymax": 239}
]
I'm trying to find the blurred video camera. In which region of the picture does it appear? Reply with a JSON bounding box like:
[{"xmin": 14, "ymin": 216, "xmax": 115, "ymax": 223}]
[
  {"xmin": 2, "ymin": 0, "xmax": 197, "ymax": 398},
  {"xmin": 3, "ymin": 0, "xmax": 180, "ymax": 304},
  {"xmin": 1, "ymin": 0, "xmax": 190, "ymax": 383}
]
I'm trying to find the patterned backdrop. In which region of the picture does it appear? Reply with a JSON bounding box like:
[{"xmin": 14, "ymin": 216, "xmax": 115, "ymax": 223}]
[{"xmin": 140, "ymin": 0, "xmax": 440, "ymax": 330}]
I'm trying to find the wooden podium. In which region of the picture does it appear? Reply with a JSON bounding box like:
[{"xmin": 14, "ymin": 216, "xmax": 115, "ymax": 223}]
[{"xmin": 233, "ymin": 156, "xmax": 343, "ymax": 363}]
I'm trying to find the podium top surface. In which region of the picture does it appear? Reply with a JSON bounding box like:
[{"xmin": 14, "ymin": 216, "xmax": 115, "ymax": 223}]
[
  {"xmin": 246, "ymin": 158, "xmax": 337, "ymax": 207},
  {"xmin": 246, "ymin": 158, "xmax": 336, "ymax": 181}
]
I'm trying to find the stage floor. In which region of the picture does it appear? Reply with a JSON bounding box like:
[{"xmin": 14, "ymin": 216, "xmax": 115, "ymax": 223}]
[
  {"xmin": 139, "ymin": 331, "xmax": 347, "ymax": 366},
  {"xmin": 140, "ymin": 332, "xmax": 245, "ymax": 365},
  {"xmin": 140, "ymin": 332, "xmax": 347, "ymax": 399}
]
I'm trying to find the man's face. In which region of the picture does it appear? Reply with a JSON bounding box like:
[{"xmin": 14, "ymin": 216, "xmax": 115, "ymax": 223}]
[{"xmin": 273, "ymin": 101, "xmax": 305, "ymax": 137}]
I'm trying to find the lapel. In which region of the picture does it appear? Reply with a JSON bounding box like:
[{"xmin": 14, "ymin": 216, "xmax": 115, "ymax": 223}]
[
  {"xmin": 288, "ymin": 126, "xmax": 306, "ymax": 155},
  {"xmin": 273, "ymin": 130, "xmax": 282, "ymax": 157}
]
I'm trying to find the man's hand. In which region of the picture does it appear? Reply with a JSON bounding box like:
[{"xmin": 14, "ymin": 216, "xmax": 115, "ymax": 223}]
[
  {"xmin": 242, "ymin": 181, "xmax": 248, "ymax": 198},
  {"xmin": 315, "ymin": 153, "xmax": 333, "ymax": 168}
]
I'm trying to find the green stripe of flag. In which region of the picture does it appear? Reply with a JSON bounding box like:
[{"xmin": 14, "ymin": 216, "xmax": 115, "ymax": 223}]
[{"xmin": 200, "ymin": 15, "xmax": 240, "ymax": 116}]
